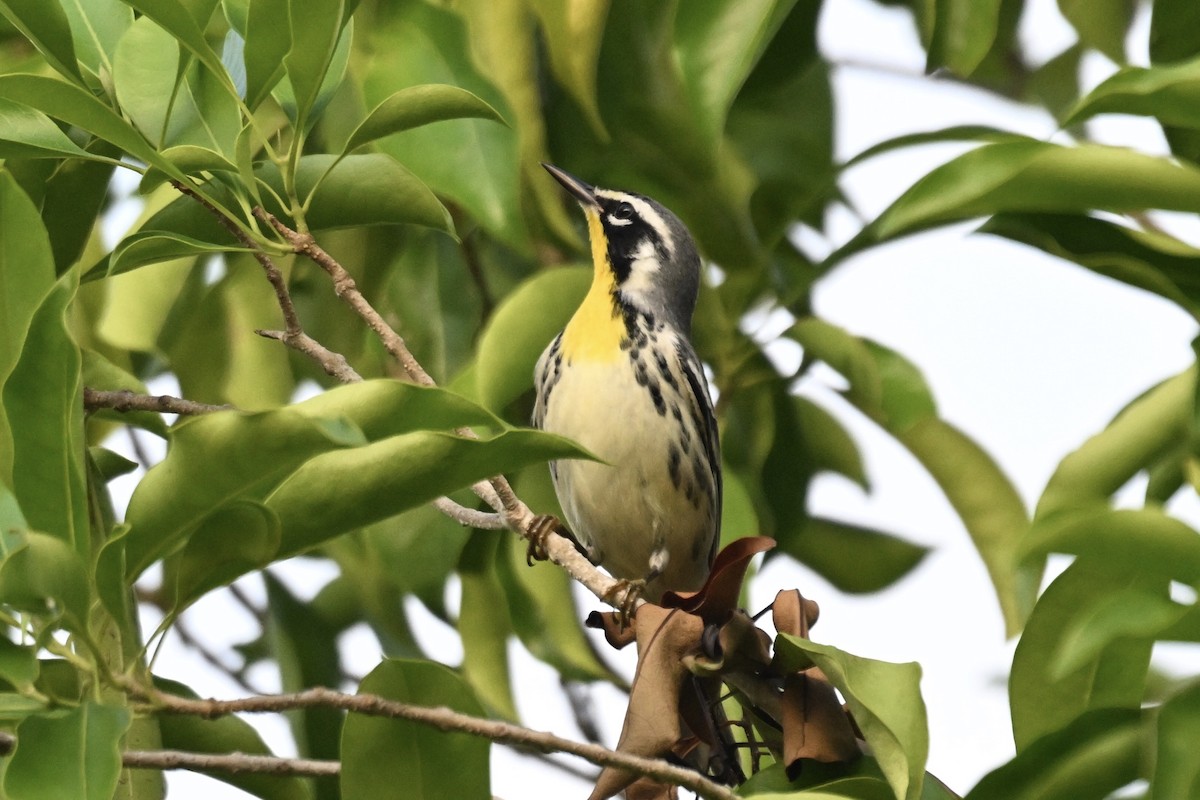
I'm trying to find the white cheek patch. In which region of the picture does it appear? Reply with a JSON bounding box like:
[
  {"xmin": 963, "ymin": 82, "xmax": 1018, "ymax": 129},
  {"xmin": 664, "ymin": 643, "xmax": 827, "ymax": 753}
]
[
  {"xmin": 622, "ymin": 239, "xmax": 661, "ymax": 296},
  {"xmin": 607, "ymin": 213, "xmax": 633, "ymax": 227}
]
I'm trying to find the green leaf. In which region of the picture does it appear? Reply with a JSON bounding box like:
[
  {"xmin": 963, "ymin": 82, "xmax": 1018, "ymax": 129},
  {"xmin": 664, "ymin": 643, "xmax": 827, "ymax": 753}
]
[
  {"xmin": 1149, "ymin": 0, "xmax": 1200, "ymax": 64},
  {"xmin": 0, "ymin": 0, "xmax": 84, "ymax": 83},
  {"xmin": 155, "ymin": 676, "xmax": 313, "ymax": 800},
  {"xmin": 243, "ymin": 0, "xmax": 290, "ymax": 109},
  {"xmin": 0, "ymin": 73, "xmax": 183, "ymax": 181},
  {"xmin": 259, "ymin": 154, "xmax": 455, "ymax": 236},
  {"xmin": 966, "ymin": 708, "xmax": 1142, "ymax": 800},
  {"xmin": 1021, "ymin": 508, "xmax": 1200, "ymax": 584},
  {"xmin": 924, "ymin": 0, "xmax": 1003, "ymax": 77},
  {"xmin": 980, "ymin": 213, "xmax": 1200, "ymax": 321},
  {"xmin": 457, "ymin": 530, "xmax": 518, "ymax": 719},
  {"xmin": 0, "ymin": 638, "xmax": 38, "ymax": 691},
  {"xmin": 526, "ymin": 0, "xmax": 610, "ymax": 135},
  {"xmin": 164, "ymin": 500, "xmax": 281, "ymax": 610},
  {"xmin": 343, "ymin": 84, "xmax": 506, "ymax": 154},
  {"xmin": 265, "ymin": 427, "xmax": 590, "ymax": 558},
  {"xmin": 897, "ymin": 418, "xmax": 1036, "ymax": 634},
  {"xmin": 839, "ymin": 141, "xmax": 1200, "ymax": 266},
  {"xmin": 673, "ymin": 0, "xmax": 797, "ymax": 155},
  {"xmin": 361, "ymin": 1, "xmax": 525, "ymax": 249},
  {"xmin": 341, "ymin": 659, "xmax": 489, "ymax": 800},
  {"xmin": 775, "ymin": 516, "xmax": 929, "ymax": 594},
  {"xmin": 1064, "ymin": 56, "xmax": 1200, "ymax": 129},
  {"xmin": 1035, "ymin": 368, "xmax": 1193, "ymax": 519},
  {"xmin": 115, "ymin": 0, "xmax": 235, "ymax": 97},
  {"xmin": 774, "ymin": 635, "xmax": 928, "ymax": 800},
  {"xmin": 264, "ymin": 574, "xmax": 341, "ymax": 799},
  {"xmin": 1057, "ymin": 0, "xmax": 1133, "ymax": 63},
  {"xmin": 1154, "ymin": 682, "xmax": 1200, "ymax": 798},
  {"xmin": 473, "ymin": 266, "xmax": 589, "ymax": 413},
  {"xmin": 96, "ymin": 230, "xmax": 253, "ymax": 280},
  {"xmin": 1009, "ymin": 558, "xmax": 1154, "ymax": 750},
  {"xmin": 0, "ymin": 99, "xmax": 117, "ymax": 162},
  {"xmin": 0, "ymin": 170, "xmax": 57, "ymax": 486},
  {"xmin": 59, "ymin": 0, "xmax": 132, "ymax": 82},
  {"xmin": 841, "ymin": 125, "xmax": 1027, "ymax": 171},
  {"xmin": 282, "ymin": 0, "xmax": 343, "ymax": 127},
  {"xmin": 0, "ymin": 531, "xmax": 91, "ymax": 625},
  {"xmin": 793, "ymin": 397, "xmax": 866, "ymax": 488},
  {"xmin": 123, "ymin": 381, "xmax": 499, "ymax": 577},
  {"xmin": 5, "ymin": 703, "xmax": 131, "ymax": 800},
  {"xmin": 3, "ymin": 270, "xmax": 88, "ymax": 553}
]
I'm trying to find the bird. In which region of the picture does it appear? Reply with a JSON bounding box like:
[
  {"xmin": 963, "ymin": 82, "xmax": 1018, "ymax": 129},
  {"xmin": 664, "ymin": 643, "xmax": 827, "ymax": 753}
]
[{"xmin": 532, "ymin": 163, "xmax": 722, "ymax": 606}]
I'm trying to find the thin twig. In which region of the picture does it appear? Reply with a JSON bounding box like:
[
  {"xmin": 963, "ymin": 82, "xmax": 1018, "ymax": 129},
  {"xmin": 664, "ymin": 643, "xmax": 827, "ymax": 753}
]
[
  {"xmin": 431, "ymin": 497, "xmax": 506, "ymax": 530},
  {"xmin": 84, "ymin": 388, "xmax": 230, "ymax": 416},
  {"xmin": 125, "ymin": 748, "xmax": 339, "ymax": 777},
  {"xmin": 0, "ymin": 731, "xmax": 336, "ymax": 777},
  {"xmin": 128, "ymin": 684, "xmax": 738, "ymax": 800}
]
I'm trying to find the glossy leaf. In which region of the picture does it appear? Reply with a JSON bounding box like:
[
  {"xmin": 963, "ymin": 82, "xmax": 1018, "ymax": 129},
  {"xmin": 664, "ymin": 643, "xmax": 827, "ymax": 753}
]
[
  {"xmin": 0, "ymin": 638, "xmax": 38, "ymax": 691},
  {"xmin": 0, "ymin": 171, "xmax": 57, "ymax": 486},
  {"xmin": 775, "ymin": 635, "xmax": 928, "ymax": 800},
  {"xmin": 343, "ymin": 84, "xmax": 506, "ymax": 154},
  {"xmin": 457, "ymin": 530, "xmax": 519, "ymax": 719},
  {"xmin": 165, "ymin": 500, "xmax": 281, "ymax": 610},
  {"xmin": 361, "ymin": 1, "xmax": 524, "ymax": 249},
  {"xmin": 981, "ymin": 212, "xmax": 1200, "ymax": 320},
  {"xmin": 898, "ymin": 418, "xmax": 1036, "ymax": 633},
  {"xmin": 284, "ymin": 0, "xmax": 343, "ymax": 127},
  {"xmin": 0, "ymin": 532, "xmax": 91, "ymax": 625},
  {"xmin": 259, "ymin": 154, "xmax": 455, "ymax": 236},
  {"xmin": 0, "ymin": 99, "xmax": 116, "ymax": 162},
  {"xmin": 967, "ymin": 708, "xmax": 1142, "ymax": 800},
  {"xmin": 1058, "ymin": 0, "xmax": 1132, "ymax": 63},
  {"xmin": 1009, "ymin": 558, "xmax": 1154, "ymax": 750},
  {"xmin": 840, "ymin": 141, "xmax": 1200, "ymax": 265},
  {"xmin": 526, "ymin": 0, "xmax": 609, "ymax": 134},
  {"xmin": 242, "ymin": 0, "xmax": 289, "ymax": 108},
  {"xmin": 112, "ymin": 16, "xmax": 180, "ymax": 146},
  {"xmin": 1154, "ymin": 682, "xmax": 1200, "ymax": 798},
  {"xmin": 1035, "ymin": 368, "xmax": 1193, "ymax": 519},
  {"xmin": 123, "ymin": 382, "xmax": 499, "ymax": 575},
  {"xmin": 0, "ymin": 0, "xmax": 83, "ymax": 83},
  {"xmin": 0, "ymin": 73, "xmax": 184, "ymax": 181},
  {"xmin": 794, "ymin": 397, "xmax": 866, "ymax": 488},
  {"xmin": 1064, "ymin": 57, "xmax": 1200, "ymax": 129},
  {"xmin": 4, "ymin": 703, "xmax": 131, "ymax": 800},
  {"xmin": 341, "ymin": 659, "xmax": 489, "ymax": 800},
  {"xmin": 97, "ymin": 230, "xmax": 253, "ymax": 280},
  {"xmin": 155, "ymin": 675, "xmax": 312, "ymax": 800},
  {"xmin": 473, "ymin": 266, "xmax": 588, "ymax": 413},
  {"xmin": 266, "ymin": 427, "xmax": 587, "ymax": 558},
  {"xmin": 59, "ymin": 0, "xmax": 131, "ymax": 82},
  {"xmin": 1051, "ymin": 577, "xmax": 1183, "ymax": 677},
  {"xmin": 924, "ymin": 0, "xmax": 1003, "ymax": 77},
  {"xmin": 265, "ymin": 574, "xmax": 341, "ymax": 799},
  {"xmin": 4, "ymin": 270, "xmax": 88, "ymax": 553},
  {"xmin": 115, "ymin": 0, "xmax": 234, "ymax": 96},
  {"xmin": 775, "ymin": 516, "xmax": 928, "ymax": 594}
]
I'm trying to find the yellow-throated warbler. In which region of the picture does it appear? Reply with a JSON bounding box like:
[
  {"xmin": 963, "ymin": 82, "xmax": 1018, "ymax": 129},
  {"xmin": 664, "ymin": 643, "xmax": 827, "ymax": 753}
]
[{"xmin": 533, "ymin": 164, "xmax": 721, "ymax": 603}]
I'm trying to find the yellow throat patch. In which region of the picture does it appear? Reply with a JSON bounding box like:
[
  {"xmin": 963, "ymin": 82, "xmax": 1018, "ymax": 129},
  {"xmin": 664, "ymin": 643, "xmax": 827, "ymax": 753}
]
[{"xmin": 560, "ymin": 208, "xmax": 626, "ymax": 363}]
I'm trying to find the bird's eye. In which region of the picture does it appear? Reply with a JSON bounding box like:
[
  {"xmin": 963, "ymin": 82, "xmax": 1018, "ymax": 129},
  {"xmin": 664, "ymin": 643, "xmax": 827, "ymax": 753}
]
[{"xmin": 609, "ymin": 203, "xmax": 638, "ymax": 225}]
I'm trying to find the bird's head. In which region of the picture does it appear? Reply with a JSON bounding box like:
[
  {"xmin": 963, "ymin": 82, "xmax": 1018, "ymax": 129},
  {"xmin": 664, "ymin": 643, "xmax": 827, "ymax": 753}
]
[{"xmin": 543, "ymin": 163, "xmax": 702, "ymax": 332}]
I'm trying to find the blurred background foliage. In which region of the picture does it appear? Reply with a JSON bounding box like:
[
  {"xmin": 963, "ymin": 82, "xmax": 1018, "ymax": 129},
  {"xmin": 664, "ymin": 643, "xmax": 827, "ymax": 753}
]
[{"xmin": 1, "ymin": 0, "xmax": 1199, "ymax": 797}]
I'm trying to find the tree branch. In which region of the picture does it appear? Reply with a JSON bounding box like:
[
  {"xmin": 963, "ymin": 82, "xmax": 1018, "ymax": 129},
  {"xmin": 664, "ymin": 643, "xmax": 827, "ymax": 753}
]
[
  {"xmin": 84, "ymin": 388, "xmax": 231, "ymax": 416},
  {"xmin": 128, "ymin": 683, "xmax": 738, "ymax": 800},
  {"xmin": 0, "ymin": 731, "xmax": 336, "ymax": 778}
]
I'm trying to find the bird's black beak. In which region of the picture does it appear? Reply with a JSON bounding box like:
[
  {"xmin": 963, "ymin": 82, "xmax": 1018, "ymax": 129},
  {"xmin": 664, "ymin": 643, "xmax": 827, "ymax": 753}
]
[{"xmin": 542, "ymin": 163, "xmax": 600, "ymax": 209}]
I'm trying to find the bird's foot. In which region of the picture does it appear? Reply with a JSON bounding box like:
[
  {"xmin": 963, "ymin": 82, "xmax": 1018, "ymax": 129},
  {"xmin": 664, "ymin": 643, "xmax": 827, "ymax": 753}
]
[
  {"xmin": 525, "ymin": 514, "xmax": 561, "ymax": 565},
  {"xmin": 603, "ymin": 578, "xmax": 648, "ymax": 628}
]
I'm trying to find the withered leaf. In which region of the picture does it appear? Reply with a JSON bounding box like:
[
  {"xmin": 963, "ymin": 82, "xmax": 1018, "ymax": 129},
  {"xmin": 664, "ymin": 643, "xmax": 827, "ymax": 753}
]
[
  {"xmin": 780, "ymin": 670, "xmax": 862, "ymax": 777},
  {"xmin": 661, "ymin": 536, "xmax": 776, "ymax": 624}
]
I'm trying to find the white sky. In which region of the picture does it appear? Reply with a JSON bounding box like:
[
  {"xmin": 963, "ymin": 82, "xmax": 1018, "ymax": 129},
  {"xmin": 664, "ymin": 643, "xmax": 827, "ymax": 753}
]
[{"xmin": 112, "ymin": 0, "xmax": 1200, "ymax": 797}]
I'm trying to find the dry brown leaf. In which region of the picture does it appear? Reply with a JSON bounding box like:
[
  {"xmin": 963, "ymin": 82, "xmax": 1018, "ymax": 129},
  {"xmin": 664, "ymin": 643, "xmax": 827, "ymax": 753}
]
[
  {"xmin": 586, "ymin": 609, "xmax": 638, "ymax": 649},
  {"xmin": 623, "ymin": 776, "xmax": 677, "ymax": 800},
  {"xmin": 780, "ymin": 670, "xmax": 862, "ymax": 777},
  {"xmin": 661, "ymin": 536, "xmax": 776, "ymax": 624},
  {"xmin": 590, "ymin": 605, "xmax": 702, "ymax": 800},
  {"xmin": 771, "ymin": 588, "xmax": 820, "ymax": 638}
]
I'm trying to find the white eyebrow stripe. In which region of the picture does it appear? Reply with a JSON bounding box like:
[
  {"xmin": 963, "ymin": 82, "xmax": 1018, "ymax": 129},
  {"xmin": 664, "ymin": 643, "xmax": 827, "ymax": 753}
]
[{"xmin": 594, "ymin": 189, "xmax": 676, "ymax": 255}]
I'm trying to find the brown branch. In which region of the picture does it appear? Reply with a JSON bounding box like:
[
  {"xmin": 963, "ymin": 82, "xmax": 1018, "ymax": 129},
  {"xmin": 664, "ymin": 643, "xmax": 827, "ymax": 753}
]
[
  {"xmin": 84, "ymin": 388, "xmax": 231, "ymax": 416},
  {"xmin": 124, "ymin": 748, "xmax": 338, "ymax": 778},
  {"xmin": 0, "ymin": 731, "xmax": 335, "ymax": 778},
  {"xmin": 129, "ymin": 683, "xmax": 738, "ymax": 800},
  {"xmin": 256, "ymin": 328, "xmax": 362, "ymax": 383}
]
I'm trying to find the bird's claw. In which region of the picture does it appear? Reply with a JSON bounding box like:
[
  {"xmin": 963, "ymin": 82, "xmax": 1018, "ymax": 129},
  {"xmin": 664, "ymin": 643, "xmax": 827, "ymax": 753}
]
[
  {"xmin": 603, "ymin": 578, "xmax": 647, "ymax": 628},
  {"xmin": 525, "ymin": 514, "xmax": 562, "ymax": 565}
]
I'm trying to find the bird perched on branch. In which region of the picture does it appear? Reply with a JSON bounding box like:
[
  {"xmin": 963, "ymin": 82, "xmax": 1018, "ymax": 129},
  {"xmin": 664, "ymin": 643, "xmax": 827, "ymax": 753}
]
[{"xmin": 533, "ymin": 164, "xmax": 721, "ymax": 606}]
